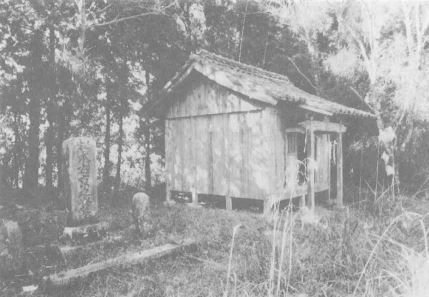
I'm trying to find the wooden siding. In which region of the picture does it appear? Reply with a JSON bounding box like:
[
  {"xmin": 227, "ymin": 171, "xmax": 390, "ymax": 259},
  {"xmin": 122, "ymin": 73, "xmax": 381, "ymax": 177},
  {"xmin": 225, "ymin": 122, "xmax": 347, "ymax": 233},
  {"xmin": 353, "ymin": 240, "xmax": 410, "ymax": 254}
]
[
  {"xmin": 165, "ymin": 76, "xmax": 275, "ymax": 200},
  {"xmin": 165, "ymin": 111, "xmax": 274, "ymax": 199},
  {"xmin": 261, "ymin": 107, "xmax": 286, "ymax": 196},
  {"xmin": 165, "ymin": 75, "xmax": 331, "ymax": 202},
  {"xmin": 167, "ymin": 73, "xmax": 262, "ymax": 119}
]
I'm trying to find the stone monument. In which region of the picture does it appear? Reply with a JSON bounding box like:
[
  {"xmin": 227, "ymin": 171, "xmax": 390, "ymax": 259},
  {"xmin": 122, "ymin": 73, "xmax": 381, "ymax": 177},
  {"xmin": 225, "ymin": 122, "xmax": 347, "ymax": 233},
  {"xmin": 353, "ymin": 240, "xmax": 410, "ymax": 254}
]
[
  {"xmin": 63, "ymin": 137, "xmax": 98, "ymax": 225},
  {"xmin": 0, "ymin": 220, "xmax": 23, "ymax": 277},
  {"xmin": 131, "ymin": 192, "xmax": 151, "ymax": 236}
]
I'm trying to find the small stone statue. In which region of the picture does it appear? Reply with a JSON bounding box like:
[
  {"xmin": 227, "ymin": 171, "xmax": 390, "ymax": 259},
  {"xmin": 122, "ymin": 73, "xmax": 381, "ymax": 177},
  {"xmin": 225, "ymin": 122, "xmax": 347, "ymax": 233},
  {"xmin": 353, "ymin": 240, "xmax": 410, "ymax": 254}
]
[
  {"xmin": 0, "ymin": 220, "xmax": 23, "ymax": 276},
  {"xmin": 131, "ymin": 192, "xmax": 150, "ymax": 236}
]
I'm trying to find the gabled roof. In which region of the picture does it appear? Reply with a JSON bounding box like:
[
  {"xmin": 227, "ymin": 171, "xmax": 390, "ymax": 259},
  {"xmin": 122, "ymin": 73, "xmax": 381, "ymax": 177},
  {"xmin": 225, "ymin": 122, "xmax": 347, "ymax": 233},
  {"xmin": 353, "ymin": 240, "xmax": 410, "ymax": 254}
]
[{"xmin": 158, "ymin": 49, "xmax": 375, "ymax": 118}]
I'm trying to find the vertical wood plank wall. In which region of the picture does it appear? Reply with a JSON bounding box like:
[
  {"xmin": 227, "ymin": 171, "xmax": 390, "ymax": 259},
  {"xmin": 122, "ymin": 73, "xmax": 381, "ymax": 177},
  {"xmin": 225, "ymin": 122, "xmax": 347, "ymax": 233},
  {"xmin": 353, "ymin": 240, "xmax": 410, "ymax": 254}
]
[
  {"xmin": 164, "ymin": 73, "xmax": 331, "ymax": 202},
  {"xmin": 165, "ymin": 75, "xmax": 279, "ymax": 200},
  {"xmin": 165, "ymin": 110, "xmax": 278, "ymax": 199}
]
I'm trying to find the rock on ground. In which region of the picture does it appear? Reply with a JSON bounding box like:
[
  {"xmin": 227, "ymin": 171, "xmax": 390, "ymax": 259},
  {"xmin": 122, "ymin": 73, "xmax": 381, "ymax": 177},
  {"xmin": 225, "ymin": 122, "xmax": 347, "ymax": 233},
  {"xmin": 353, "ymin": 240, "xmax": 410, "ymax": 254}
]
[{"xmin": 16, "ymin": 209, "xmax": 67, "ymax": 247}]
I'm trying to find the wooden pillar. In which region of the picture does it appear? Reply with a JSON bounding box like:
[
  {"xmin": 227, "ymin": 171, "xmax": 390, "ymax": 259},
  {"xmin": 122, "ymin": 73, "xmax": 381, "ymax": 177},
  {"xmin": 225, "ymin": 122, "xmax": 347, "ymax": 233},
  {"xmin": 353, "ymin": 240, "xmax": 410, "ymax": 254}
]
[
  {"xmin": 336, "ymin": 132, "xmax": 344, "ymax": 207},
  {"xmin": 165, "ymin": 119, "xmax": 172, "ymax": 203},
  {"xmin": 307, "ymin": 127, "xmax": 315, "ymax": 211},
  {"xmin": 191, "ymin": 188, "xmax": 198, "ymax": 206},
  {"xmin": 263, "ymin": 199, "xmax": 270, "ymax": 215},
  {"xmin": 226, "ymin": 195, "xmax": 232, "ymax": 211},
  {"xmin": 327, "ymin": 134, "xmax": 331, "ymax": 202},
  {"xmin": 192, "ymin": 116, "xmax": 198, "ymax": 207},
  {"xmin": 166, "ymin": 183, "xmax": 171, "ymax": 202}
]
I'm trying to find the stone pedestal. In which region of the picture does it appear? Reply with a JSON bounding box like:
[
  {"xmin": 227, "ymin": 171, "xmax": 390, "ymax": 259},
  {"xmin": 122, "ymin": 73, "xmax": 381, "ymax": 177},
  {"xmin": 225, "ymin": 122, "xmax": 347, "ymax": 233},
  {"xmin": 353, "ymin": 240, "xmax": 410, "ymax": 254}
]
[{"xmin": 63, "ymin": 137, "xmax": 98, "ymax": 225}]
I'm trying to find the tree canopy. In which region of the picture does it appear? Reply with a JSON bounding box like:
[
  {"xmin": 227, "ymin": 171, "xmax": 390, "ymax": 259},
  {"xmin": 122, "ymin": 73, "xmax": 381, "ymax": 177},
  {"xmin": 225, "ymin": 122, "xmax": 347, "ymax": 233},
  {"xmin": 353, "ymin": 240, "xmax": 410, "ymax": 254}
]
[{"xmin": 1, "ymin": 0, "xmax": 428, "ymax": 198}]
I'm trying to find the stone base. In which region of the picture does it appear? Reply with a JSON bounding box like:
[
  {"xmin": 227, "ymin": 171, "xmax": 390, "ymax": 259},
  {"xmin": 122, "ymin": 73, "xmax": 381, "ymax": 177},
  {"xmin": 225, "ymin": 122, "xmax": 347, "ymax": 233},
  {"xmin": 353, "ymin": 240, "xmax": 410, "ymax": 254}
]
[
  {"xmin": 66, "ymin": 214, "xmax": 99, "ymax": 227},
  {"xmin": 61, "ymin": 222, "xmax": 109, "ymax": 243},
  {"xmin": 43, "ymin": 239, "xmax": 197, "ymax": 288},
  {"xmin": 59, "ymin": 234, "xmax": 123, "ymax": 258},
  {"xmin": 163, "ymin": 200, "xmax": 176, "ymax": 207},
  {"xmin": 22, "ymin": 244, "xmax": 64, "ymax": 277},
  {"xmin": 185, "ymin": 202, "xmax": 202, "ymax": 209},
  {"xmin": 332, "ymin": 204, "xmax": 348, "ymax": 212},
  {"xmin": 16, "ymin": 209, "xmax": 67, "ymax": 246}
]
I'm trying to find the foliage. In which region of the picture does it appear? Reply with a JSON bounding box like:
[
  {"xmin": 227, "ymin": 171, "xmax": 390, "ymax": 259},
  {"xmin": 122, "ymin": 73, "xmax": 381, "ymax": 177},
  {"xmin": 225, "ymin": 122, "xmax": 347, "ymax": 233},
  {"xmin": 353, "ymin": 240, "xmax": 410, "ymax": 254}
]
[
  {"xmin": 2, "ymin": 184, "xmax": 429, "ymax": 297},
  {"xmin": 0, "ymin": 0, "xmax": 429, "ymax": 198},
  {"xmin": 264, "ymin": 0, "xmax": 429, "ymax": 188}
]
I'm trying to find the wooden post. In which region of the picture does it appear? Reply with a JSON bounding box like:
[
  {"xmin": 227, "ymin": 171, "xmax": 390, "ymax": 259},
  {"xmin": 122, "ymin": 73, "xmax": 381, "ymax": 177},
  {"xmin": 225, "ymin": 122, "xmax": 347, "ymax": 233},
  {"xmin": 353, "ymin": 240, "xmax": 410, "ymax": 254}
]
[
  {"xmin": 263, "ymin": 199, "xmax": 270, "ymax": 215},
  {"xmin": 192, "ymin": 188, "xmax": 198, "ymax": 206},
  {"xmin": 192, "ymin": 116, "xmax": 198, "ymax": 207},
  {"xmin": 336, "ymin": 132, "xmax": 344, "ymax": 207},
  {"xmin": 307, "ymin": 127, "xmax": 315, "ymax": 211},
  {"xmin": 226, "ymin": 195, "xmax": 232, "ymax": 211},
  {"xmin": 166, "ymin": 182, "xmax": 171, "ymax": 202},
  {"xmin": 327, "ymin": 134, "xmax": 331, "ymax": 202},
  {"xmin": 165, "ymin": 119, "xmax": 172, "ymax": 203}
]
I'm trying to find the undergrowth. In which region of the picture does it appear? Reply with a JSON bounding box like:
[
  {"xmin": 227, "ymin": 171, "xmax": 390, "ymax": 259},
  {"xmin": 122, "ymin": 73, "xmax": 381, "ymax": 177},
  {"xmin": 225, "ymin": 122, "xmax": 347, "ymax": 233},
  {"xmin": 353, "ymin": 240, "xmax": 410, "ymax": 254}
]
[
  {"xmin": 3, "ymin": 187, "xmax": 428, "ymax": 297},
  {"xmin": 222, "ymin": 188, "xmax": 429, "ymax": 297}
]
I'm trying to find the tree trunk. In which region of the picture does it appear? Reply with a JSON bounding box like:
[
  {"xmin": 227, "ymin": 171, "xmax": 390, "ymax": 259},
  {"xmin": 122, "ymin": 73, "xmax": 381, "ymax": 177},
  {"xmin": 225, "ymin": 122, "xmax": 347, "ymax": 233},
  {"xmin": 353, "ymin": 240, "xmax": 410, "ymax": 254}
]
[
  {"xmin": 12, "ymin": 109, "xmax": 21, "ymax": 188},
  {"xmin": 113, "ymin": 63, "xmax": 128, "ymax": 202},
  {"xmin": 24, "ymin": 30, "xmax": 43, "ymax": 192},
  {"xmin": 114, "ymin": 113, "xmax": 123, "ymax": 201},
  {"xmin": 144, "ymin": 70, "xmax": 151, "ymax": 190},
  {"xmin": 56, "ymin": 109, "xmax": 65, "ymax": 192},
  {"xmin": 24, "ymin": 96, "xmax": 41, "ymax": 192},
  {"xmin": 144, "ymin": 120, "xmax": 151, "ymax": 190},
  {"xmin": 45, "ymin": 25, "xmax": 57, "ymax": 190},
  {"xmin": 45, "ymin": 120, "xmax": 54, "ymax": 188},
  {"xmin": 102, "ymin": 82, "xmax": 112, "ymax": 197}
]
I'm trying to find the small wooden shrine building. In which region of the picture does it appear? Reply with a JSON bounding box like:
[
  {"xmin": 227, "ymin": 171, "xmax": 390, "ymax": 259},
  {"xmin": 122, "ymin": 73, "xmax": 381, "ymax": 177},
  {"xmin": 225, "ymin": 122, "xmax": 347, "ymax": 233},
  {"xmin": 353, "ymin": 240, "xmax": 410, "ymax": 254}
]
[{"xmin": 153, "ymin": 50, "xmax": 374, "ymax": 212}]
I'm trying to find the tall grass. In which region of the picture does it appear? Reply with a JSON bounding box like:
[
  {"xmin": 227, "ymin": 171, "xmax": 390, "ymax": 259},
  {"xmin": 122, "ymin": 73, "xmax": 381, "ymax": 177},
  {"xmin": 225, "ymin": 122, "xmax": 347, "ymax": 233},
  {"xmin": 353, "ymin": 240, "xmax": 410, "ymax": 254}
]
[
  {"xmin": 224, "ymin": 223, "xmax": 244, "ymax": 297},
  {"xmin": 266, "ymin": 158, "xmax": 302, "ymax": 296},
  {"xmin": 354, "ymin": 211, "xmax": 429, "ymax": 297},
  {"xmin": 219, "ymin": 149, "xmax": 429, "ymax": 297},
  {"xmin": 223, "ymin": 185, "xmax": 429, "ymax": 297}
]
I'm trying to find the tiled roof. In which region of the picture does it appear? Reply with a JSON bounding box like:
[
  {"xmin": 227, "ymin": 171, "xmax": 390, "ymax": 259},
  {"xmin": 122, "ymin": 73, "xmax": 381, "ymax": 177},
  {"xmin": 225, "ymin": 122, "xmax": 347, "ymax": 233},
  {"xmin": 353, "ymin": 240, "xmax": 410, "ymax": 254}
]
[{"xmin": 162, "ymin": 49, "xmax": 375, "ymax": 118}]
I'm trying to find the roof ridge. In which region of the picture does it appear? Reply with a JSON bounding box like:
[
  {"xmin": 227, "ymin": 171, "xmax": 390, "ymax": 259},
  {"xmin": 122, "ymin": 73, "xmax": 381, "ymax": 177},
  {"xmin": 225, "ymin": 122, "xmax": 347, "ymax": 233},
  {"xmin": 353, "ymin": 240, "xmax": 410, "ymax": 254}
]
[{"xmin": 193, "ymin": 49, "xmax": 291, "ymax": 83}]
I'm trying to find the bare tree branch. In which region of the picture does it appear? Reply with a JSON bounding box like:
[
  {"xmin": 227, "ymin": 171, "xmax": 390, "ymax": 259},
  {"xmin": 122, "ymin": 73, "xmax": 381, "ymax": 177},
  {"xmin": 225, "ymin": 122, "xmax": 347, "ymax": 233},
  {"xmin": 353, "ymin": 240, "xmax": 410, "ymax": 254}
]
[
  {"xmin": 341, "ymin": 20, "xmax": 376, "ymax": 83},
  {"xmin": 349, "ymin": 85, "xmax": 377, "ymax": 115},
  {"xmin": 92, "ymin": 1, "xmax": 176, "ymax": 28},
  {"xmin": 401, "ymin": 0, "xmax": 414, "ymax": 59},
  {"xmin": 95, "ymin": 3, "xmax": 113, "ymax": 15},
  {"xmin": 92, "ymin": 11, "xmax": 169, "ymax": 28},
  {"xmin": 238, "ymin": 0, "xmax": 249, "ymax": 62},
  {"xmin": 287, "ymin": 56, "xmax": 318, "ymax": 92},
  {"xmin": 349, "ymin": 86, "xmax": 365, "ymax": 102}
]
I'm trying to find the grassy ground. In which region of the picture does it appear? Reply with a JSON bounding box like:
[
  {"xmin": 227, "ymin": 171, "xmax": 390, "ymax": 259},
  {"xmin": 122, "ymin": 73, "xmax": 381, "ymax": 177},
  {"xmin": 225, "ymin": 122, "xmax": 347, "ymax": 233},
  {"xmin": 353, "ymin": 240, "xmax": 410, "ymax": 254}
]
[
  {"xmin": 44, "ymin": 203, "xmax": 269, "ymax": 297},
  {"xmin": 2, "ymin": 187, "xmax": 429, "ymax": 297}
]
